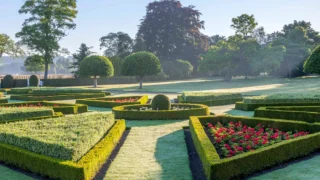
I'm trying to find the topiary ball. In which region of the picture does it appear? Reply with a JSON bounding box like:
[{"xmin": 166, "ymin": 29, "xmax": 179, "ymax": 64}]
[
  {"xmin": 151, "ymin": 94, "xmax": 171, "ymax": 110},
  {"xmin": 29, "ymin": 75, "xmax": 39, "ymax": 87},
  {"xmin": 79, "ymin": 55, "xmax": 114, "ymax": 77},
  {"xmin": 1, "ymin": 75, "xmax": 14, "ymax": 88}
]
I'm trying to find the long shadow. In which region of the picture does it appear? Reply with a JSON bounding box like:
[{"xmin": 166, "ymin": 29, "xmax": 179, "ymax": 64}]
[{"xmin": 155, "ymin": 130, "xmax": 193, "ymax": 180}]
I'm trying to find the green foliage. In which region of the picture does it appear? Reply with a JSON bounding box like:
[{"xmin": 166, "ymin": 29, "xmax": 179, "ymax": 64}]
[
  {"xmin": 122, "ymin": 52, "xmax": 161, "ymax": 88},
  {"xmin": 16, "ymin": 0, "xmax": 77, "ymax": 79},
  {"xmin": 1, "ymin": 75, "xmax": 14, "ymax": 88},
  {"xmin": 231, "ymin": 14, "xmax": 258, "ymax": 38},
  {"xmin": 179, "ymin": 92, "xmax": 243, "ymax": 106},
  {"xmin": 10, "ymin": 93, "xmax": 106, "ymax": 101},
  {"xmin": 190, "ymin": 115, "xmax": 320, "ymax": 180},
  {"xmin": 24, "ymin": 55, "xmax": 45, "ymax": 73},
  {"xmin": 0, "ymin": 101, "xmax": 88, "ymax": 115},
  {"xmin": 0, "ymin": 113, "xmax": 115, "ymax": 161},
  {"xmin": 79, "ymin": 55, "xmax": 114, "ymax": 77},
  {"xmin": 7, "ymin": 88, "xmax": 33, "ymax": 94},
  {"xmin": 162, "ymin": 59, "xmax": 193, "ymax": 78},
  {"xmin": 29, "ymin": 75, "xmax": 39, "ymax": 87},
  {"xmin": 31, "ymin": 88, "xmax": 105, "ymax": 95},
  {"xmin": 244, "ymin": 93, "xmax": 320, "ymax": 104},
  {"xmin": 235, "ymin": 101, "xmax": 320, "ymax": 111},
  {"xmin": 76, "ymin": 95, "xmax": 148, "ymax": 108},
  {"xmin": 304, "ymin": 46, "xmax": 320, "ymax": 74},
  {"xmin": 113, "ymin": 104, "xmax": 210, "ymax": 120},
  {"xmin": 0, "ymin": 34, "xmax": 24, "ymax": 58},
  {"xmin": 0, "ymin": 98, "xmax": 8, "ymax": 104},
  {"xmin": 151, "ymin": 94, "xmax": 171, "ymax": 110},
  {"xmin": 100, "ymin": 32, "xmax": 133, "ymax": 57},
  {"xmin": 0, "ymin": 107, "xmax": 54, "ymax": 122},
  {"xmin": 0, "ymin": 120, "xmax": 125, "ymax": 180},
  {"xmin": 254, "ymin": 106, "xmax": 320, "ymax": 123},
  {"xmin": 109, "ymin": 56, "xmax": 124, "ymax": 76},
  {"xmin": 70, "ymin": 43, "xmax": 95, "ymax": 77},
  {"xmin": 137, "ymin": 0, "xmax": 207, "ymax": 67}
]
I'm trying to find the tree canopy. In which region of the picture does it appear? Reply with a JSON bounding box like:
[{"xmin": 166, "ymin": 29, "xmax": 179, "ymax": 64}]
[
  {"xmin": 231, "ymin": 14, "xmax": 258, "ymax": 39},
  {"xmin": 70, "ymin": 43, "xmax": 95, "ymax": 77},
  {"xmin": 0, "ymin": 33, "xmax": 24, "ymax": 58},
  {"xmin": 16, "ymin": 0, "xmax": 77, "ymax": 79},
  {"xmin": 100, "ymin": 32, "xmax": 133, "ymax": 58},
  {"xmin": 24, "ymin": 55, "xmax": 45, "ymax": 74}
]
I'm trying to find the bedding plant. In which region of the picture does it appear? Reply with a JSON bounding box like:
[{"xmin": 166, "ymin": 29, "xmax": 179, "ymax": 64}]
[{"xmin": 206, "ymin": 121, "xmax": 309, "ymax": 158}]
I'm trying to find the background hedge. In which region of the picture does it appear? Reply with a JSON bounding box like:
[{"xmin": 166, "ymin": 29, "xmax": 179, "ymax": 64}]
[
  {"xmin": 0, "ymin": 120, "xmax": 125, "ymax": 180},
  {"xmin": 29, "ymin": 75, "xmax": 39, "ymax": 87},
  {"xmin": 190, "ymin": 115, "xmax": 320, "ymax": 180},
  {"xmin": 254, "ymin": 106, "xmax": 320, "ymax": 123},
  {"xmin": 178, "ymin": 92, "xmax": 243, "ymax": 106},
  {"xmin": 1, "ymin": 75, "xmax": 14, "ymax": 88},
  {"xmin": 76, "ymin": 95, "xmax": 148, "ymax": 108},
  {"xmin": 10, "ymin": 93, "xmax": 106, "ymax": 101},
  {"xmin": 113, "ymin": 104, "xmax": 210, "ymax": 120},
  {"xmin": 235, "ymin": 101, "xmax": 320, "ymax": 111}
]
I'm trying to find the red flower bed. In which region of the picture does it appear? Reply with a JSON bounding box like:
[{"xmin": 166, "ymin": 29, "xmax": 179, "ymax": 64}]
[
  {"xmin": 206, "ymin": 122, "xmax": 309, "ymax": 158},
  {"xmin": 101, "ymin": 98, "xmax": 138, "ymax": 103}
]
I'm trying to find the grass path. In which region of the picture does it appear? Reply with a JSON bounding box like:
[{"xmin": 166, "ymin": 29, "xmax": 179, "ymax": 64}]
[
  {"xmin": 0, "ymin": 165, "xmax": 35, "ymax": 180},
  {"xmin": 103, "ymin": 120, "xmax": 192, "ymax": 180}
]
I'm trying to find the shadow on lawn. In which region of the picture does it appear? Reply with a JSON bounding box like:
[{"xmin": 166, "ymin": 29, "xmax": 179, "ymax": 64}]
[{"xmin": 155, "ymin": 130, "xmax": 193, "ymax": 180}]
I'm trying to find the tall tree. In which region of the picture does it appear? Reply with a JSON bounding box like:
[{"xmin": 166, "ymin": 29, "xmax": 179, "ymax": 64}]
[
  {"xmin": 23, "ymin": 55, "xmax": 45, "ymax": 74},
  {"xmin": 16, "ymin": 0, "xmax": 77, "ymax": 79},
  {"xmin": 69, "ymin": 43, "xmax": 95, "ymax": 77},
  {"xmin": 137, "ymin": 0, "xmax": 207, "ymax": 70},
  {"xmin": 231, "ymin": 14, "xmax": 258, "ymax": 39},
  {"xmin": 0, "ymin": 33, "xmax": 24, "ymax": 58},
  {"xmin": 282, "ymin": 20, "xmax": 319, "ymax": 43},
  {"xmin": 209, "ymin": 35, "xmax": 226, "ymax": 46},
  {"xmin": 100, "ymin": 32, "xmax": 133, "ymax": 58}
]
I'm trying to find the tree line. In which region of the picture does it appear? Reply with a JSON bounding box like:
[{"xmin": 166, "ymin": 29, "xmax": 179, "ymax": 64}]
[{"xmin": 1, "ymin": 0, "xmax": 319, "ymax": 80}]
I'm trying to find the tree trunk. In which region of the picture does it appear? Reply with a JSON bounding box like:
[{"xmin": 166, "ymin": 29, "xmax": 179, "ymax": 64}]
[
  {"xmin": 139, "ymin": 76, "xmax": 143, "ymax": 89},
  {"xmin": 44, "ymin": 63, "xmax": 49, "ymax": 79},
  {"xmin": 94, "ymin": 76, "xmax": 97, "ymax": 88}
]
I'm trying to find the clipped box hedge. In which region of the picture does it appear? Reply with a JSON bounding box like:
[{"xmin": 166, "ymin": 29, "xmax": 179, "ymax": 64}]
[
  {"xmin": 76, "ymin": 95, "xmax": 149, "ymax": 108},
  {"xmin": 0, "ymin": 107, "xmax": 54, "ymax": 122},
  {"xmin": 0, "ymin": 119, "xmax": 126, "ymax": 180},
  {"xmin": 243, "ymin": 93, "xmax": 320, "ymax": 104},
  {"xmin": 7, "ymin": 88, "xmax": 33, "ymax": 94},
  {"xmin": 113, "ymin": 103, "xmax": 210, "ymax": 120},
  {"xmin": 0, "ymin": 101, "xmax": 88, "ymax": 115},
  {"xmin": 190, "ymin": 115, "xmax": 320, "ymax": 180},
  {"xmin": 31, "ymin": 88, "xmax": 108, "ymax": 95},
  {"xmin": 10, "ymin": 93, "xmax": 106, "ymax": 101},
  {"xmin": 235, "ymin": 101, "xmax": 320, "ymax": 111},
  {"xmin": 0, "ymin": 98, "xmax": 8, "ymax": 104},
  {"xmin": 254, "ymin": 106, "xmax": 320, "ymax": 123},
  {"xmin": 178, "ymin": 92, "xmax": 243, "ymax": 106}
]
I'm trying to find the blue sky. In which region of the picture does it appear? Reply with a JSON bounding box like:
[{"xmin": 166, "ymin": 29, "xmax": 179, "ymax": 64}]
[{"xmin": 1, "ymin": 0, "xmax": 319, "ymax": 54}]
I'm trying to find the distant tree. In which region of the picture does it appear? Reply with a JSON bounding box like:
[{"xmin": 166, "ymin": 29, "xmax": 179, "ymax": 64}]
[
  {"xmin": 137, "ymin": 0, "xmax": 207, "ymax": 70},
  {"xmin": 304, "ymin": 46, "xmax": 320, "ymax": 74},
  {"xmin": 282, "ymin": 20, "xmax": 319, "ymax": 43},
  {"xmin": 16, "ymin": 0, "xmax": 77, "ymax": 79},
  {"xmin": 0, "ymin": 33, "xmax": 24, "ymax": 58},
  {"xmin": 70, "ymin": 43, "xmax": 95, "ymax": 77},
  {"xmin": 79, "ymin": 55, "xmax": 114, "ymax": 88},
  {"xmin": 231, "ymin": 14, "xmax": 258, "ymax": 39},
  {"xmin": 56, "ymin": 57, "xmax": 71, "ymax": 74},
  {"xmin": 100, "ymin": 32, "xmax": 133, "ymax": 58},
  {"xmin": 109, "ymin": 56, "xmax": 123, "ymax": 76},
  {"xmin": 253, "ymin": 27, "xmax": 267, "ymax": 44},
  {"xmin": 162, "ymin": 59, "xmax": 193, "ymax": 78},
  {"xmin": 24, "ymin": 55, "xmax": 45, "ymax": 74},
  {"xmin": 209, "ymin": 35, "xmax": 227, "ymax": 46},
  {"xmin": 122, "ymin": 52, "xmax": 161, "ymax": 89}
]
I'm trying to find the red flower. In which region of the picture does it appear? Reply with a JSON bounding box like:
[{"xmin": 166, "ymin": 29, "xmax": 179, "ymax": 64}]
[{"xmin": 246, "ymin": 145, "xmax": 252, "ymax": 150}]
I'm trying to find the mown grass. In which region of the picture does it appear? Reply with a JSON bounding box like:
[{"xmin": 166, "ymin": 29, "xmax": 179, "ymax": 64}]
[{"xmin": 0, "ymin": 113, "xmax": 115, "ymax": 161}]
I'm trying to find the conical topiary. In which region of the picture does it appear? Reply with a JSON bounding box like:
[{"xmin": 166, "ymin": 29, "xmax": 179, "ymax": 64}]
[{"xmin": 151, "ymin": 94, "xmax": 171, "ymax": 110}]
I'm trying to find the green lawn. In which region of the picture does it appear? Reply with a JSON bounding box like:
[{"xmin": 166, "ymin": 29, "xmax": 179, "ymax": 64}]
[
  {"xmin": 109, "ymin": 77, "xmax": 320, "ymax": 95},
  {"xmin": 104, "ymin": 120, "xmax": 192, "ymax": 180}
]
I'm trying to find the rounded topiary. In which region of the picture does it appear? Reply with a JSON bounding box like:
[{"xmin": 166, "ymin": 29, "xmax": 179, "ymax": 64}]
[
  {"xmin": 29, "ymin": 75, "xmax": 39, "ymax": 87},
  {"xmin": 304, "ymin": 46, "xmax": 320, "ymax": 74},
  {"xmin": 79, "ymin": 55, "xmax": 114, "ymax": 87},
  {"xmin": 122, "ymin": 51, "xmax": 162, "ymax": 89},
  {"xmin": 151, "ymin": 94, "xmax": 171, "ymax": 110},
  {"xmin": 1, "ymin": 75, "xmax": 14, "ymax": 88}
]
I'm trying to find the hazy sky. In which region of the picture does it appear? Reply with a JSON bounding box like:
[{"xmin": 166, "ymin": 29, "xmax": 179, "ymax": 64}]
[{"xmin": 1, "ymin": 0, "xmax": 319, "ymax": 54}]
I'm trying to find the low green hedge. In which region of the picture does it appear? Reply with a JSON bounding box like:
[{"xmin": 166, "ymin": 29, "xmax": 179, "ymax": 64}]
[
  {"xmin": 244, "ymin": 93, "xmax": 320, "ymax": 104},
  {"xmin": 76, "ymin": 95, "xmax": 148, "ymax": 108},
  {"xmin": 254, "ymin": 106, "xmax": 320, "ymax": 123},
  {"xmin": 0, "ymin": 98, "xmax": 8, "ymax": 104},
  {"xmin": 10, "ymin": 93, "xmax": 106, "ymax": 101},
  {"xmin": 235, "ymin": 101, "xmax": 320, "ymax": 111},
  {"xmin": 7, "ymin": 88, "xmax": 33, "ymax": 94},
  {"xmin": 0, "ymin": 120, "xmax": 125, "ymax": 180},
  {"xmin": 0, "ymin": 102, "xmax": 88, "ymax": 114},
  {"xmin": 113, "ymin": 103, "xmax": 210, "ymax": 120},
  {"xmin": 178, "ymin": 92, "xmax": 243, "ymax": 106},
  {"xmin": 0, "ymin": 112, "xmax": 64, "ymax": 124},
  {"xmin": 190, "ymin": 115, "xmax": 320, "ymax": 180},
  {"xmin": 0, "ymin": 107, "xmax": 54, "ymax": 122},
  {"xmin": 31, "ymin": 88, "xmax": 107, "ymax": 95}
]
